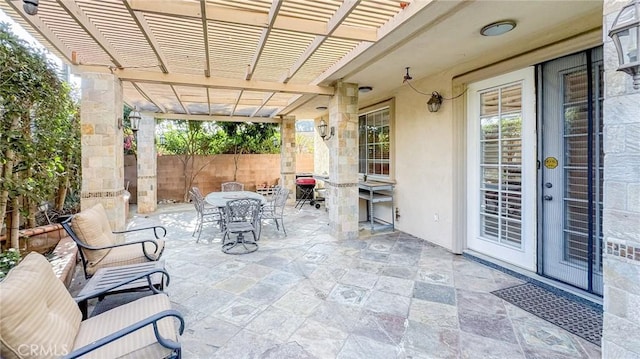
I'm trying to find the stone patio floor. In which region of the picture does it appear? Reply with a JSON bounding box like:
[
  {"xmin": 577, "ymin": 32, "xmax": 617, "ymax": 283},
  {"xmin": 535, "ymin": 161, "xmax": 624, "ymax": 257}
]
[{"xmin": 70, "ymin": 202, "xmax": 601, "ymax": 358}]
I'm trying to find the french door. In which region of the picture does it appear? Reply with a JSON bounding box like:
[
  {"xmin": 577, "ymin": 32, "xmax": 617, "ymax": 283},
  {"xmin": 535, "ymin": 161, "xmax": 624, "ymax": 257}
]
[
  {"xmin": 539, "ymin": 48, "xmax": 604, "ymax": 295},
  {"xmin": 467, "ymin": 68, "xmax": 537, "ymax": 271}
]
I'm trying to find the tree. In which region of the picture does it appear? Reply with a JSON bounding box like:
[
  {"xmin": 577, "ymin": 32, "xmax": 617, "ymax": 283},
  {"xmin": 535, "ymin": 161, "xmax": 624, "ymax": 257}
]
[
  {"xmin": 157, "ymin": 120, "xmax": 223, "ymax": 202},
  {"xmin": 217, "ymin": 122, "xmax": 278, "ymax": 180},
  {"xmin": 0, "ymin": 23, "xmax": 79, "ymax": 248}
]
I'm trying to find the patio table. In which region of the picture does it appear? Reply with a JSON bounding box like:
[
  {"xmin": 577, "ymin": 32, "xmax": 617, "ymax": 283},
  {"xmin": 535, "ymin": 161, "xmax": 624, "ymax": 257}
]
[{"xmin": 204, "ymin": 191, "xmax": 266, "ymax": 208}]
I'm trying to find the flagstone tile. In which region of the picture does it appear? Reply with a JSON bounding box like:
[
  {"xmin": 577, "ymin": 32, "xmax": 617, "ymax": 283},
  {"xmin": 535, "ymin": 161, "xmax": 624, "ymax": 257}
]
[
  {"xmin": 339, "ymin": 269, "xmax": 379, "ymax": 289},
  {"xmin": 364, "ymin": 290, "xmax": 411, "ymax": 317},
  {"xmin": 404, "ymin": 320, "xmax": 460, "ymax": 358},
  {"xmin": 409, "ymin": 299, "xmax": 458, "ymax": 329},
  {"xmin": 245, "ymin": 306, "xmax": 306, "ymax": 342},
  {"xmin": 328, "ymin": 283, "xmax": 370, "ymax": 306},
  {"xmin": 413, "ymin": 281, "xmax": 457, "ymax": 305},
  {"xmin": 373, "ymin": 275, "xmax": 414, "ymax": 297},
  {"xmin": 289, "ymin": 319, "xmax": 349, "ymax": 358},
  {"xmin": 337, "ymin": 334, "xmax": 401, "ymax": 359}
]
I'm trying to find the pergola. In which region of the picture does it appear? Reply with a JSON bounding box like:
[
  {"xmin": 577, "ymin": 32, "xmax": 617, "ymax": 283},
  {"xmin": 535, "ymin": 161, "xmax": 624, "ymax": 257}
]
[
  {"xmin": 1, "ymin": 0, "xmax": 423, "ymax": 119},
  {"xmin": 0, "ymin": 0, "xmax": 604, "ymax": 240}
]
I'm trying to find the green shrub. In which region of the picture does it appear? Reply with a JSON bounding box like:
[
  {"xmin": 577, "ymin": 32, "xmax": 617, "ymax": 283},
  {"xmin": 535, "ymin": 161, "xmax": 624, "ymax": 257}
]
[{"xmin": 0, "ymin": 248, "xmax": 21, "ymax": 279}]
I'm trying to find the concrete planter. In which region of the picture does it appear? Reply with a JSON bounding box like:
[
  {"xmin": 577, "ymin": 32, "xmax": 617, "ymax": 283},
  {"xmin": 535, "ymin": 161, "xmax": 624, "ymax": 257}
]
[{"xmin": 0, "ymin": 224, "xmax": 78, "ymax": 288}]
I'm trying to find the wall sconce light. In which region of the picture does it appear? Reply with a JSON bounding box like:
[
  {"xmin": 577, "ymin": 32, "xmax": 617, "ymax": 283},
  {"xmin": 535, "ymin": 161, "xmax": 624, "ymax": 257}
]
[
  {"xmin": 427, "ymin": 91, "xmax": 443, "ymax": 112},
  {"xmin": 609, "ymin": 0, "xmax": 640, "ymax": 89},
  {"xmin": 317, "ymin": 119, "xmax": 334, "ymax": 141},
  {"xmin": 23, "ymin": 0, "xmax": 38, "ymax": 15},
  {"xmin": 128, "ymin": 108, "xmax": 142, "ymax": 132}
]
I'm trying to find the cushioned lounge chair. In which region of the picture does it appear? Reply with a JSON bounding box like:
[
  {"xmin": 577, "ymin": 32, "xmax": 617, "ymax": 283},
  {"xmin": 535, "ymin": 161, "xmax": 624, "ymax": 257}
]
[
  {"xmin": 0, "ymin": 252, "xmax": 184, "ymax": 359},
  {"xmin": 61, "ymin": 203, "xmax": 166, "ymax": 278}
]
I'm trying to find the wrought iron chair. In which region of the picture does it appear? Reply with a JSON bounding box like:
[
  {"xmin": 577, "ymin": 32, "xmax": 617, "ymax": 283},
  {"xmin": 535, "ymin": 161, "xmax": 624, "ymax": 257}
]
[
  {"xmin": 221, "ymin": 181, "xmax": 244, "ymax": 192},
  {"xmin": 189, "ymin": 187, "xmax": 222, "ymax": 242},
  {"xmin": 61, "ymin": 203, "xmax": 166, "ymax": 279},
  {"xmin": 259, "ymin": 187, "xmax": 290, "ymax": 236},
  {"xmin": 0, "ymin": 252, "xmax": 184, "ymax": 359},
  {"xmin": 221, "ymin": 198, "xmax": 261, "ymax": 254}
]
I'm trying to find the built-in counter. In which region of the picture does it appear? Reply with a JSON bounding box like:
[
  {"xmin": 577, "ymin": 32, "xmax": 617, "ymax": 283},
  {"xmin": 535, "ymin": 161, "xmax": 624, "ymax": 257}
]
[{"xmin": 359, "ymin": 180, "xmax": 395, "ymax": 232}]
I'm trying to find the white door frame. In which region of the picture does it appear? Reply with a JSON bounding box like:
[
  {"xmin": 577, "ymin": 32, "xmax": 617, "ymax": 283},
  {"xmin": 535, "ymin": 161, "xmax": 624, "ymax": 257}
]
[{"xmin": 466, "ymin": 67, "xmax": 537, "ymax": 271}]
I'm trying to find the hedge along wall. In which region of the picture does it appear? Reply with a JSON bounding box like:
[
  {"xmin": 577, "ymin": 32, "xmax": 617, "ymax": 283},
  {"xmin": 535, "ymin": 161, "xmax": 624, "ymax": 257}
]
[{"xmin": 125, "ymin": 154, "xmax": 314, "ymax": 203}]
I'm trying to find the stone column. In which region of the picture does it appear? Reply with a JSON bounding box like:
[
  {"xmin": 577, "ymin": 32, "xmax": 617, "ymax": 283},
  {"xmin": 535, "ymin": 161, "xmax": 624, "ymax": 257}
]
[
  {"xmin": 136, "ymin": 114, "xmax": 157, "ymax": 213},
  {"xmin": 327, "ymin": 81, "xmax": 359, "ymax": 240},
  {"xmin": 280, "ymin": 116, "xmax": 296, "ymax": 205},
  {"xmin": 80, "ymin": 72, "xmax": 126, "ymax": 233},
  {"xmin": 602, "ymin": 1, "xmax": 640, "ymax": 356}
]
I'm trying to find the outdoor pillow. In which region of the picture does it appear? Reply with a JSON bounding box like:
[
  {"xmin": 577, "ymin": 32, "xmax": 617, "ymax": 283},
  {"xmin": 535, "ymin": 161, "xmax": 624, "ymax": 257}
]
[
  {"xmin": 71, "ymin": 203, "xmax": 116, "ymax": 267},
  {"xmin": 0, "ymin": 252, "xmax": 82, "ymax": 359}
]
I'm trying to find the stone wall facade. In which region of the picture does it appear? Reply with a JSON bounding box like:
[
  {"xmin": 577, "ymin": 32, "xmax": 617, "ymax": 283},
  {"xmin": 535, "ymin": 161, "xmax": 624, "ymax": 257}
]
[
  {"xmin": 80, "ymin": 72, "xmax": 126, "ymax": 233},
  {"xmin": 136, "ymin": 114, "xmax": 157, "ymax": 213},
  {"xmin": 602, "ymin": 0, "xmax": 640, "ymax": 356},
  {"xmin": 327, "ymin": 81, "xmax": 360, "ymax": 240}
]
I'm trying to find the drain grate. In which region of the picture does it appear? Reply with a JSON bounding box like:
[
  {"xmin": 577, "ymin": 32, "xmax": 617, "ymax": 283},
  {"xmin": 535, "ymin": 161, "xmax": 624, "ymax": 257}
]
[{"xmin": 492, "ymin": 283, "xmax": 602, "ymax": 346}]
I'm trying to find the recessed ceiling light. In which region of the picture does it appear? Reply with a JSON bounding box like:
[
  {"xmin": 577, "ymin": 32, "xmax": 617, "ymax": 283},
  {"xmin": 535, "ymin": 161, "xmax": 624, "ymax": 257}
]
[
  {"xmin": 358, "ymin": 86, "xmax": 373, "ymax": 93},
  {"xmin": 316, "ymin": 106, "xmax": 328, "ymax": 111},
  {"xmin": 480, "ymin": 20, "xmax": 516, "ymax": 36}
]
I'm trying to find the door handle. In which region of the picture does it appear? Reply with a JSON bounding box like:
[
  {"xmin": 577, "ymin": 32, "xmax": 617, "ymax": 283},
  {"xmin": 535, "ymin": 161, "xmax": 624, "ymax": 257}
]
[{"xmin": 543, "ymin": 195, "xmax": 553, "ymax": 201}]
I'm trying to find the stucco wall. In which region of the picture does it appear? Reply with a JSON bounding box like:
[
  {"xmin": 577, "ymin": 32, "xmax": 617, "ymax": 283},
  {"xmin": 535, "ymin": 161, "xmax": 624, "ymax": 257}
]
[
  {"xmin": 354, "ymin": 28, "xmax": 603, "ymax": 253},
  {"xmin": 392, "ymin": 73, "xmax": 456, "ymax": 250},
  {"xmin": 125, "ymin": 154, "xmax": 314, "ymax": 202}
]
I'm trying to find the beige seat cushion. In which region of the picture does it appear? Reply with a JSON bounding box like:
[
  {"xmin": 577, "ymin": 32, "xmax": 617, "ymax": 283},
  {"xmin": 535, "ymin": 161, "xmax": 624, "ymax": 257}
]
[
  {"xmin": 85, "ymin": 239, "xmax": 165, "ymax": 276},
  {"xmin": 0, "ymin": 252, "xmax": 82, "ymax": 359},
  {"xmin": 71, "ymin": 203, "xmax": 116, "ymax": 266},
  {"xmin": 73, "ymin": 294, "xmax": 177, "ymax": 359}
]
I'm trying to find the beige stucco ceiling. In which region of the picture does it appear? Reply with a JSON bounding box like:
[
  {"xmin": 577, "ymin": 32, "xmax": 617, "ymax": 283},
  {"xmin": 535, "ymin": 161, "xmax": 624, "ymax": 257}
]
[{"xmin": 0, "ymin": 0, "xmax": 602, "ymax": 121}]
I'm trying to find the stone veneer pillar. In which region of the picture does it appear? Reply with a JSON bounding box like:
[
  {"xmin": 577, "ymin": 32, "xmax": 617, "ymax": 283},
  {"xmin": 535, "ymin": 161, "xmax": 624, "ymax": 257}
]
[
  {"xmin": 280, "ymin": 116, "xmax": 296, "ymax": 205},
  {"xmin": 80, "ymin": 72, "xmax": 126, "ymax": 234},
  {"xmin": 136, "ymin": 114, "xmax": 157, "ymax": 213},
  {"xmin": 327, "ymin": 81, "xmax": 359, "ymax": 239},
  {"xmin": 602, "ymin": 0, "xmax": 640, "ymax": 356}
]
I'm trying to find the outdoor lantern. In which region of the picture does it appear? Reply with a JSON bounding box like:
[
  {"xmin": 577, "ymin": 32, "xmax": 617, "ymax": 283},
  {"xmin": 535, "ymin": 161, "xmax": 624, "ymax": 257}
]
[
  {"xmin": 427, "ymin": 91, "xmax": 443, "ymax": 112},
  {"xmin": 23, "ymin": 0, "xmax": 38, "ymax": 15},
  {"xmin": 317, "ymin": 119, "xmax": 334, "ymax": 141},
  {"xmin": 128, "ymin": 108, "xmax": 141, "ymax": 132},
  {"xmin": 609, "ymin": 0, "xmax": 640, "ymax": 89}
]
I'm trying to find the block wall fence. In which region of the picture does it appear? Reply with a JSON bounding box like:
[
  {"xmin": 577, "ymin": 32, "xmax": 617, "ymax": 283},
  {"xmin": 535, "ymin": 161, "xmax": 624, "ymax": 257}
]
[{"xmin": 125, "ymin": 154, "xmax": 314, "ymax": 203}]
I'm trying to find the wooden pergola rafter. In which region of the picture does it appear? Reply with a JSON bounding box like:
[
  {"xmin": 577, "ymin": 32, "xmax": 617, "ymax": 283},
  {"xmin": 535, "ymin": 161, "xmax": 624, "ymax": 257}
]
[{"xmin": 0, "ymin": 0, "xmax": 415, "ymax": 120}]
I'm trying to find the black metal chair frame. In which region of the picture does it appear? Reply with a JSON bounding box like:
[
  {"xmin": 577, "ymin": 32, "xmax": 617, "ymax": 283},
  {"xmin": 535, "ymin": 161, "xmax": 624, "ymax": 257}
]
[
  {"xmin": 60, "ymin": 216, "xmax": 167, "ymax": 279},
  {"xmin": 68, "ymin": 273, "xmax": 184, "ymax": 359}
]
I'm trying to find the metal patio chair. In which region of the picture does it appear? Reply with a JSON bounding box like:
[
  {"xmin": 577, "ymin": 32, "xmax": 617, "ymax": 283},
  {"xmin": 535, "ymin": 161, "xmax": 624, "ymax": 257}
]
[
  {"xmin": 221, "ymin": 181, "xmax": 244, "ymax": 192},
  {"xmin": 0, "ymin": 252, "xmax": 184, "ymax": 359},
  {"xmin": 61, "ymin": 203, "xmax": 166, "ymax": 279},
  {"xmin": 221, "ymin": 198, "xmax": 261, "ymax": 254},
  {"xmin": 189, "ymin": 187, "xmax": 222, "ymax": 242},
  {"xmin": 259, "ymin": 187, "xmax": 290, "ymax": 237}
]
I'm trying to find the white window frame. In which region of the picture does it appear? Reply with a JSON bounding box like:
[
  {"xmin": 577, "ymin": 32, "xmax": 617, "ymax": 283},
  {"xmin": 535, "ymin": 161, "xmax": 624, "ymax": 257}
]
[{"xmin": 358, "ymin": 100, "xmax": 395, "ymax": 181}]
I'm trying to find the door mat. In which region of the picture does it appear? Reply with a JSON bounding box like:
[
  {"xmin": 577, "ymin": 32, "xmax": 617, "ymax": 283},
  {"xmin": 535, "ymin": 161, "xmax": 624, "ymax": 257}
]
[{"xmin": 491, "ymin": 283, "xmax": 602, "ymax": 346}]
